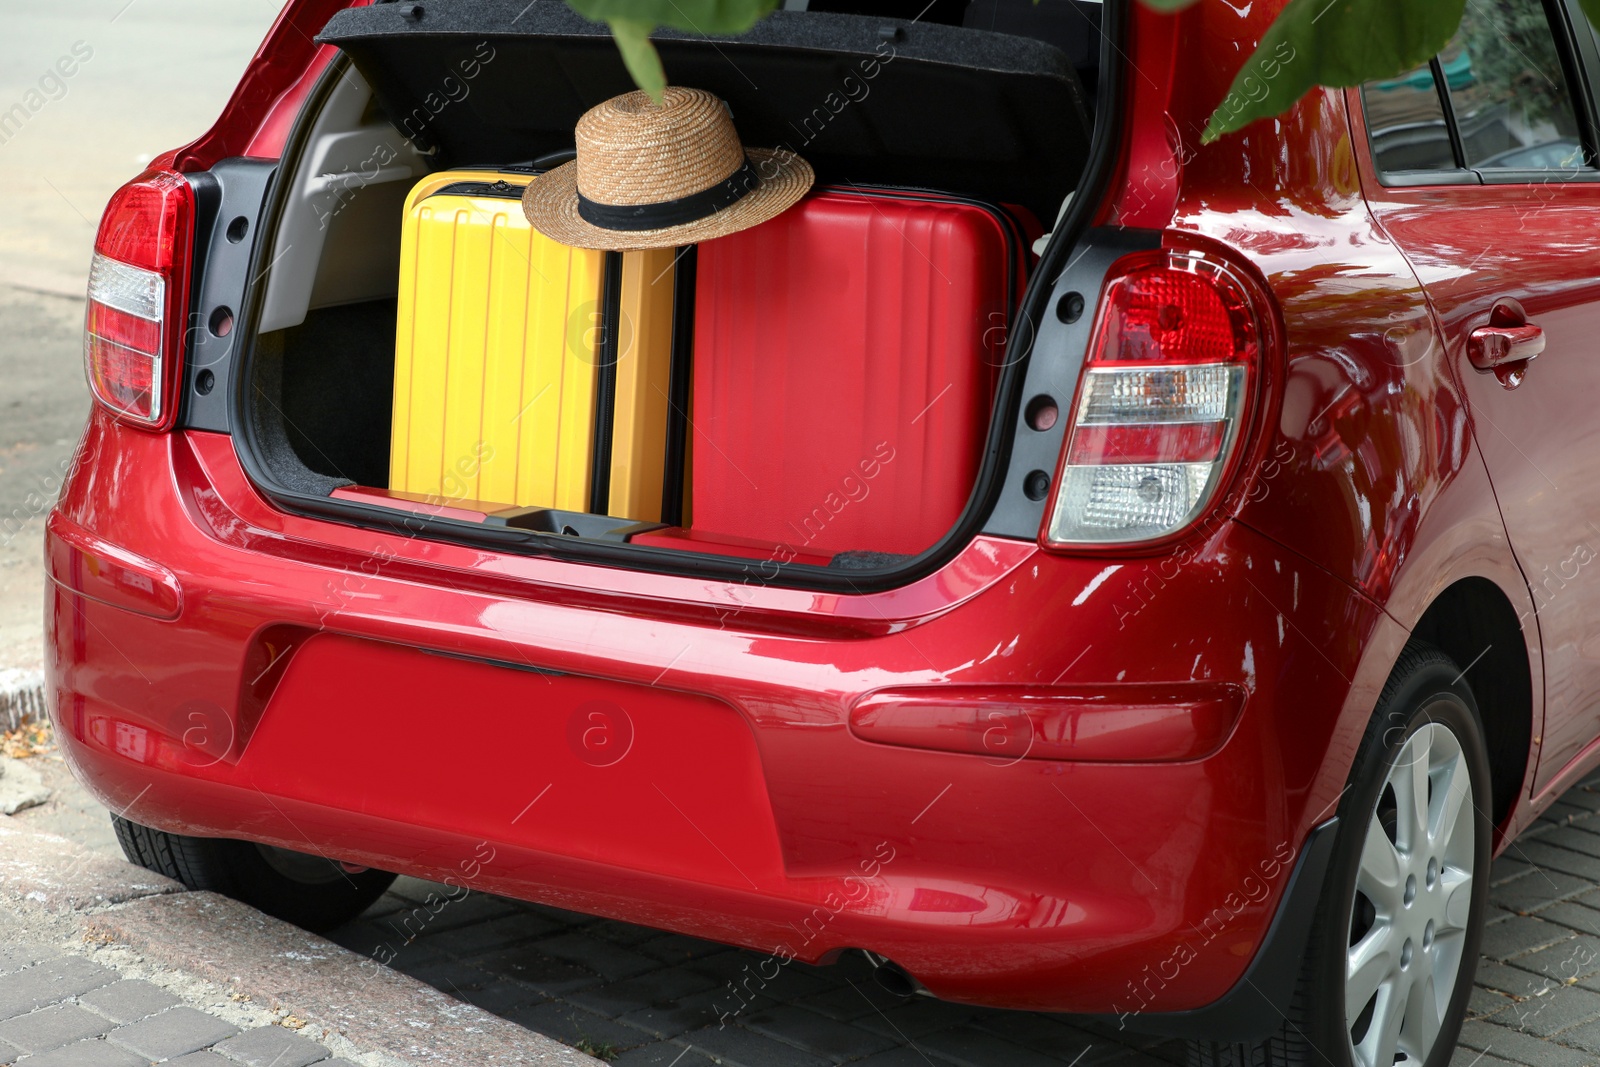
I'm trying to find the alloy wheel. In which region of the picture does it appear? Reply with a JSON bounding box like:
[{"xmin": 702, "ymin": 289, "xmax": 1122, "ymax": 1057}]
[{"xmin": 1345, "ymin": 721, "xmax": 1476, "ymax": 1067}]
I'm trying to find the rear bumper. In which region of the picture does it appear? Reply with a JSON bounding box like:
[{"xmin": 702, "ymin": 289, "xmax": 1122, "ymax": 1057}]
[{"xmin": 46, "ymin": 412, "xmax": 1383, "ymax": 1019}]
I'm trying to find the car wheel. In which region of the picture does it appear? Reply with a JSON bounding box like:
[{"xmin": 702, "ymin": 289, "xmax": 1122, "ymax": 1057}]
[
  {"xmin": 112, "ymin": 816, "xmax": 396, "ymax": 932},
  {"xmin": 1190, "ymin": 643, "xmax": 1492, "ymax": 1067}
]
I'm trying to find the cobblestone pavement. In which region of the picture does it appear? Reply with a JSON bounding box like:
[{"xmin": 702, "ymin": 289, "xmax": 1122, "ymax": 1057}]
[
  {"xmin": 321, "ymin": 774, "xmax": 1600, "ymax": 1067},
  {"xmin": 331, "ymin": 886, "xmax": 1166, "ymax": 1067},
  {"xmin": 0, "ymin": 940, "xmax": 357, "ymax": 1067}
]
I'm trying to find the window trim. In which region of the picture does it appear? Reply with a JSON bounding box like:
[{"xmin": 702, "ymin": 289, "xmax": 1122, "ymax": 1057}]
[
  {"xmin": 1363, "ymin": 0, "xmax": 1600, "ymax": 187},
  {"xmin": 1432, "ymin": 55, "xmax": 1471, "ymax": 169}
]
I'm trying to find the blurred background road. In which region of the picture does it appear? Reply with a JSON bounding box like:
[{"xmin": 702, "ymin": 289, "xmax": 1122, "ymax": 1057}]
[{"xmin": 0, "ymin": 0, "xmax": 287, "ymax": 673}]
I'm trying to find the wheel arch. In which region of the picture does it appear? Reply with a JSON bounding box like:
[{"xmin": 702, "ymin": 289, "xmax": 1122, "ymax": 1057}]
[{"xmin": 1409, "ymin": 576, "xmax": 1535, "ymax": 839}]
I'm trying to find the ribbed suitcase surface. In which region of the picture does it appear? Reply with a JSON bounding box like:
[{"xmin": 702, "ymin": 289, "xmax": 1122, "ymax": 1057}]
[
  {"xmin": 390, "ymin": 171, "xmax": 678, "ymax": 521},
  {"xmin": 689, "ymin": 188, "xmax": 1023, "ymax": 558}
]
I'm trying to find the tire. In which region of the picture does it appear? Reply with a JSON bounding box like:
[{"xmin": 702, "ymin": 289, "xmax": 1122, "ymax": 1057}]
[
  {"xmin": 1189, "ymin": 643, "xmax": 1493, "ymax": 1067},
  {"xmin": 112, "ymin": 816, "xmax": 396, "ymax": 932}
]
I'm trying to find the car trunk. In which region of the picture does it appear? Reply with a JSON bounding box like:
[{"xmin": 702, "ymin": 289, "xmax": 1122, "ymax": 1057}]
[{"xmin": 233, "ymin": 0, "xmax": 1098, "ymax": 585}]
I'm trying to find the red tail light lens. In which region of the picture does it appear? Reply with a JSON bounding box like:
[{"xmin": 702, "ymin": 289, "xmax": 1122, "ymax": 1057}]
[
  {"xmin": 1044, "ymin": 250, "xmax": 1264, "ymax": 546},
  {"xmin": 84, "ymin": 170, "xmax": 194, "ymax": 428}
]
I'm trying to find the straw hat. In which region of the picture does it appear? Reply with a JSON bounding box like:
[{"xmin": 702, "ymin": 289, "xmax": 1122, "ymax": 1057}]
[{"xmin": 523, "ymin": 87, "xmax": 813, "ymax": 251}]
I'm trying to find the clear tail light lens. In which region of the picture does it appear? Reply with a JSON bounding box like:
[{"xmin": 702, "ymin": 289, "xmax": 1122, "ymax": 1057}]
[
  {"xmin": 84, "ymin": 170, "xmax": 194, "ymax": 428},
  {"xmin": 1045, "ymin": 250, "xmax": 1263, "ymax": 546}
]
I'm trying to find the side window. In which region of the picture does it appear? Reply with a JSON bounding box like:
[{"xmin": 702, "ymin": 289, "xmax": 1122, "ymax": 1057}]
[
  {"xmin": 1361, "ymin": 64, "xmax": 1458, "ymax": 175},
  {"xmin": 1360, "ymin": 0, "xmax": 1594, "ymax": 181},
  {"xmin": 1445, "ymin": 0, "xmax": 1588, "ymax": 171}
]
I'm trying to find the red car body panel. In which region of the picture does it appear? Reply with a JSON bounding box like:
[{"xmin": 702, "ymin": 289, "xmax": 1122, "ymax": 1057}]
[
  {"xmin": 44, "ymin": 0, "xmax": 1565, "ymax": 1022},
  {"xmin": 51, "ymin": 418, "xmax": 1382, "ymax": 1014}
]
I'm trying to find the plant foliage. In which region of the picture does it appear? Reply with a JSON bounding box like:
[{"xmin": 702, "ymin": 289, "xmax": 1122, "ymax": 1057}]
[{"xmin": 563, "ymin": 0, "xmax": 779, "ymax": 101}]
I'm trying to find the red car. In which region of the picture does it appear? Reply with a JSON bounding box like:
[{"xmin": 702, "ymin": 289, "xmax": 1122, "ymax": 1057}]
[{"xmin": 46, "ymin": 0, "xmax": 1592, "ymax": 1063}]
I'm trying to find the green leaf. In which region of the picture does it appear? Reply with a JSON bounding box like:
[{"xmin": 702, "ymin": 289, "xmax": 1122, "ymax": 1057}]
[
  {"xmin": 566, "ymin": 0, "xmax": 777, "ymax": 35},
  {"xmin": 606, "ymin": 17, "xmax": 668, "ymax": 102},
  {"xmin": 566, "ymin": 0, "xmax": 776, "ymax": 98},
  {"xmin": 1202, "ymin": 0, "xmax": 1465, "ymax": 143},
  {"xmin": 1136, "ymin": 0, "xmax": 1204, "ymax": 11},
  {"xmin": 1579, "ymin": 0, "xmax": 1600, "ymax": 33}
]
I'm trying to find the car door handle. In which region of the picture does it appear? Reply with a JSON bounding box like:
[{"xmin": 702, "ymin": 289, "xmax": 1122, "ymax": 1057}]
[{"xmin": 1469, "ymin": 323, "xmax": 1545, "ymax": 370}]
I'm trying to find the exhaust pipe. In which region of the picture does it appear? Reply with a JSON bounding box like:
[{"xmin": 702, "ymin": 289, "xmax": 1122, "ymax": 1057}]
[{"xmin": 865, "ymin": 953, "xmax": 923, "ymax": 998}]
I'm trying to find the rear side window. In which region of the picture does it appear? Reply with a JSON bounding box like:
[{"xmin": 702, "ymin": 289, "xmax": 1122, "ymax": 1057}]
[
  {"xmin": 1361, "ymin": 65, "xmax": 1457, "ymax": 174},
  {"xmin": 1446, "ymin": 2, "xmax": 1586, "ymax": 171},
  {"xmin": 1360, "ymin": 0, "xmax": 1595, "ymax": 182}
]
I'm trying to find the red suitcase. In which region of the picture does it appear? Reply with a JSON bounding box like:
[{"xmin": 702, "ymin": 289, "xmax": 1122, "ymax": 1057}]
[{"xmin": 684, "ymin": 187, "xmax": 1029, "ymax": 560}]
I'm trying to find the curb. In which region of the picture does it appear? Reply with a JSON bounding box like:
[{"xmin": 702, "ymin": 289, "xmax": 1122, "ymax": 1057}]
[
  {"xmin": 0, "ymin": 818, "xmax": 599, "ymax": 1067},
  {"xmin": 0, "ymin": 668, "xmax": 46, "ymax": 732}
]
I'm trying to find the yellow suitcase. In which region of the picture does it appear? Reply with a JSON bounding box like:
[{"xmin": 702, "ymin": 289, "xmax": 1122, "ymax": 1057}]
[{"xmin": 390, "ymin": 169, "xmax": 680, "ymax": 521}]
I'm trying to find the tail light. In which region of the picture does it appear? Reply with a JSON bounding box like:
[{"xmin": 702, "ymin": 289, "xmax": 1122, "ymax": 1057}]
[
  {"xmin": 84, "ymin": 170, "xmax": 195, "ymax": 429},
  {"xmin": 1044, "ymin": 249, "xmax": 1264, "ymax": 547}
]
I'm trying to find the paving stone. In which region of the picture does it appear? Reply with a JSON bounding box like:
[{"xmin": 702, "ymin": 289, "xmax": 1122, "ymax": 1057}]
[
  {"xmin": 1081, "ymin": 1047, "xmax": 1175, "ymax": 1067},
  {"xmin": 1538, "ymin": 825, "xmax": 1600, "ymax": 858},
  {"xmin": 357, "ymin": 890, "xmax": 413, "ymax": 918},
  {"xmin": 1555, "ymin": 790, "xmax": 1600, "ymax": 815},
  {"xmin": 1468, "ymin": 985, "xmax": 1514, "ymax": 1021},
  {"xmin": 746, "ymin": 965, "xmax": 833, "ymax": 1005},
  {"xmin": 0, "ymin": 959, "xmax": 116, "ymax": 1023},
  {"xmin": 1480, "ymin": 917, "xmax": 1576, "ymax": 962},
  {"xmin": 522, "ymin": 902, "xmax": 601, "ymax": 928},
  {"xmin": 389, "ymin": 958, "xmax": 496, "ymax": 1003},
  {"xmin": 1534, "ymin": 902, "xmax": 1600, "ymax": 940},
  {"xmin": 588, "ymin": 921, "xmax": 671, "ymax": 948},
  {"xmin": 742, "ymin": 1004, "xmax": 897, "ymax": 1060},
  {"xmin": 617, "ymin": 987, "xmax": 750, "ymax": 1041},
  {"xmin": 1491, "ymin": 869, "xmax": 1593, "ymax": 914},
  {"xmin": 506, "ymin": 1002, "xmax": 648, "ymax": 1057},
  {"xmin": 852, "ymin": 998, "xmax": 973, "ymax": 1041},
  {"xmin": 965, "ymin": 1008, "xmax": 1093, "ymax": 1052},
  {"xmin": 611, "ymin": 1043, "xmax": 721, "ymax": 1066},
  {"xmin": 212, "ymin": 1025, "xmax": 331, "ymax": 1067},
  {"xmin": 568, "ymin": 968, "xmax": 723, "ymax": 1019},
  {"xmin": 1477, "ymin": 961, "xmax": 1560, "ymax": 998},
  {"xmin": 381, "ymin": 876, "xmax": 445, "ymax": 906},
  {"xmin": 4, "ymin": 1011, "xmax": 108, "ymax": 1062},
  {"xmin": 449, "ymin": 977, "xmax": 545, "ymax": 1016},
  {"xmin": 465, "ymin": 947, "xmax": 603, "ymax": 997},
  {"xmin": 917, "ymin": 1025, "xmax": 1071, "ymax": 1067},
  {"xmin": 398, "ymin": 890, "xmax": 521, "ymax": 937},
  {"xmin": 105, "ymin": 1006, "xmax": 239, "ymax": 1061},
  {"xmin": 0, "ymin": 945, "xmax": 51, "ymax": 978},
  {"xmin": 1506, "ymin": 935, "xmax": 1600, "ymax": 985},
  {"xmin": 1448, "ymin": 1019, "xmax": 1595, "ymax": 1067},
  {"xmin": 534, "ymin": 934, "xmax": 660, "ymax": 983},
  {"xmin": 76, "ymin": 979, "xmax": 181, "ymax": 1024},
  {"xmin": 692, "ymin": 959, "xmax": 831, "ymax": 1009},
  {"xmin": 793, "ymin": 981, "xmax": 904, "ymax": 1022},
  {"xmin": 1493, "ymin": 856, "xmax": 1539, "ymax": 885},
  {"xmin": 684, "ymin": 1024, "xmax": 831, "ymax": 1067},
  {"xmin": 323, "ymin": 918, "xmax": 451, "ymax": 968},
  {"xmin": 634, "ymin": 934, "xmax": 736, "ymax": 965},
  {"xmin": 160, "ymin": 1054, "xmax": 234, "ymax": 1067},
  {"xmin": 1494, "ymin": 982, "xmax": 1600, "ymax": 1038},
  {"xmin": 1514, "ymin": 842, "xmax": 1600, "ymax": 883},
  {"xmin": 847, "ymin": 1049, "xmax": 953, "ymax": 1067},
  {"xmin": 0, "ymin": 1003, "xmax": 113, "ymax": 1054},
  {"xmin": 1450, "ymin": 1050, "xmax": 1522, "ymax": 1067},
  {"xmin": 16, "ymin": 1038, "xmax": 147, "ymax": 1067},
  {"xmin": 417, "ymin": 912, "xmax": 557, "ymax": 957},
  {"xmin": 1538, "ymin": 802, "xmax": 1594, "ymax": 827},
  {"xmin": 1541, "ymin": 1012, "xmax": 1600, "ymax": 1055}
]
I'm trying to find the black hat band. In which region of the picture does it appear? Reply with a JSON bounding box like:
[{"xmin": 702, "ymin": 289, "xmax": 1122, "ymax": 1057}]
[{"xmin": 576, "ymin": 157, "xmax": 760, "ymax": 232}]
